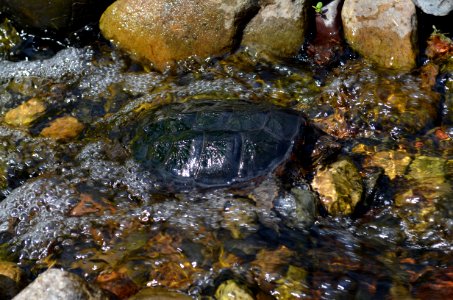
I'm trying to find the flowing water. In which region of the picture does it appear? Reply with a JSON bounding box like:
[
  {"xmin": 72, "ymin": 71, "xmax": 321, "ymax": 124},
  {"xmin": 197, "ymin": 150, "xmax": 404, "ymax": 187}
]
[{"xmin": 0, "ymin": 35, "xmax": 452, "ymax": 299}]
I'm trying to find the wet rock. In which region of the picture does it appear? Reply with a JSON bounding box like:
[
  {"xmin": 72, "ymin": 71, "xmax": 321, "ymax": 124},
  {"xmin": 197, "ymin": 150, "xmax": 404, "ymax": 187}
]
[
  {"xmin": 342, "ymin": 0, "xmax": 417, "ymax": 70},
  {"xmin": 0, "ymin": 261, "xmax": 24, "ymax": 299},
  {"xmin": 273, "ymin": 265, "xmax": 309, "ymax": 299},
  {"xmin": 412, "ymin": 0, "xmax": 453, "ymax": 16},
  {"xmin": 250, "ymin": 246, "xmax": 294, "ymax": 293},
  {"xmin": 215, "ymin": 280, "xmax": 254, "ymax": 300},
  {"xmin": 129, "ymin": 288, "xmax": 192, "ymax": 300},
  {"xmin": 100, "ymin": 0, "xmax": 258, "ymax": 71},
  {"xmin": 13, "ymin": 268, "xmax": 108, "ymax": 300},
  {"xmin": 40, "ymin": 116, "xmax": 84, "ymax": 141},
  {"xmin": 3, "ymin": 98, "xmax": 46, "ymax": 127},
  {"xmin": 312, "ymin": 158, "xmax": 363, "ymax": 216},
  {"xmin": 0, "ymin": 0, "xmax": 113, "ymax": 33},
  {"xmin": 273, "ymin": 186, "xmax": 316, "ymax": 230},
  {"xmin": 364, "ymin": 150, "xmax": 412, "ymax": 180},
  {"xmin": 242, "ymin": 0, "xmax": 308, "ymax": 60}
]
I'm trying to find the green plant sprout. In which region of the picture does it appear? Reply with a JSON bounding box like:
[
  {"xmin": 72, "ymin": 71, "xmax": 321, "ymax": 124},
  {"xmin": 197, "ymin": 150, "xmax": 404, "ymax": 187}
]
[
  {"xmin": 432, "ymin": 25, "xmax": 451, "ymax": 42},
  {"xmin": 313, "ymin": 2, "xmax": 324, "ymax": 14}
]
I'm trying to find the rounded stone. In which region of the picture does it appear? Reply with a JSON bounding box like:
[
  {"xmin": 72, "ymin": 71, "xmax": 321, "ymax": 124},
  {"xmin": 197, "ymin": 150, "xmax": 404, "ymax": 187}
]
[{"xmin": 342, "ymin": 0, "xmax": 418, "ymax": 70}]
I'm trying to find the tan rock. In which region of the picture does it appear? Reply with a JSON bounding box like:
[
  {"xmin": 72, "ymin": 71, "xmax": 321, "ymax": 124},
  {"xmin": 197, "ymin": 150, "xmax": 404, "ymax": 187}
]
[
  {"xmin": 40, "ymin": 116, "xmax": 84, "ymax": 140},
  {"xmin": 242, "ymin": 0, "xmax": 308, "ymax": 59},
  {"xmin": 3, "ymin": 98, "xmax": 46, "ymax": 127},
  {"xmin": 100, "ymin": 0, "xmax": 257, "ymax": 71},
  {"xmin": 312, "ymin": 158, "xmax": 363, "ymax": 216},
  {"xmin": 342, "ymin": 0, "xmax": 418, "ymax": 70}
]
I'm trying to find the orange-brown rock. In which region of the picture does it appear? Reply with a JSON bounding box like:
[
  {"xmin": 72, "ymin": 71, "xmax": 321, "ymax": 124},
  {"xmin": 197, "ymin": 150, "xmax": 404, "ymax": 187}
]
[
  {"xmin": 342, "ymin": 0, "xmax": 418, "ymax": 71},
  {"xmin": 100, "ymin": 0, "xmax": 257, "ymax": 71},
  {"xmin": 40, "ymin": 116, "xmax": 84, "ymax": 140}
]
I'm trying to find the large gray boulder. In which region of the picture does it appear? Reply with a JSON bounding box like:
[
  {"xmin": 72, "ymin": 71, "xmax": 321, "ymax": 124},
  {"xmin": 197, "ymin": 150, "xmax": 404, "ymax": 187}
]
[
  {"xmin": 342, "ymin": 0, "xmax": 418, "ymax": 71},
  {"xmin": 412, "ymin": 0, "xmax": 453, "ymax": 16}
]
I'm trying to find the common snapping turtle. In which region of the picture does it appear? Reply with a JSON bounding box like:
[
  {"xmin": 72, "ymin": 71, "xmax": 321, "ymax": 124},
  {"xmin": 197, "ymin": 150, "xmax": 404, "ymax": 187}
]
[{"xmin": 129, "ymin": 100, "xmax": 331, "ymax": 189}]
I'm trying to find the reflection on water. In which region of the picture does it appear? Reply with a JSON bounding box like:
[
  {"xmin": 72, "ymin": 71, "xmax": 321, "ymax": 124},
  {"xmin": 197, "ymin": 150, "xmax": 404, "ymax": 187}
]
[{"xmin": 0, "ymin": 42, "xmax": 451, "ymax": 298}]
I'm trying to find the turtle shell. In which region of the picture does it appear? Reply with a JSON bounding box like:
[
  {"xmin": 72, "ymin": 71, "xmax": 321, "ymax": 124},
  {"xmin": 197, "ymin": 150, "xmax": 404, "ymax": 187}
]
[{"xmin": 131, "ymin": 101, "xmax": 307, "ymax": 188}]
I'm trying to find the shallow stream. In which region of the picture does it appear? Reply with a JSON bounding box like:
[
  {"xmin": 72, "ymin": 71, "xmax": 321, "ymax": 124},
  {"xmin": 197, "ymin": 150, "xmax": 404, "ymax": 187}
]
[{"xmin": 0, "ymin": 33, "xmax": 452, "ymax": 299}]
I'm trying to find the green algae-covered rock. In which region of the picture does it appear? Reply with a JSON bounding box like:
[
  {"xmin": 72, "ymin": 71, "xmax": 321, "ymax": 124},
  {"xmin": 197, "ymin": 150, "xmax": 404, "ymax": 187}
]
[{"xmin": 0, "ymin": 0, "xmax": 113, "ymax": 33}]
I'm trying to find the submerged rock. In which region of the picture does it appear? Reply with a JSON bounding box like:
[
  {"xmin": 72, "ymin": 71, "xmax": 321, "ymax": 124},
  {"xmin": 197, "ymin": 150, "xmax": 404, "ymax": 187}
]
[
  {"xmin": 312, "ymin": 158, "xmax": 363, "ymax": 216},
  {"xmin": 342, "ymin": 0, "xmax": 418, "ymax": 70},
  {"xmin": 100, "ymin": 0, "xmax": 258, "ymax": 71},
  {"xmin": 273, "ymin": 186, "xmax": 317, "ymax": 230},
  {"xmin": 40, "ymin": 116, "xmax": 85, "ymax": 141},
  {"xmin": 364, "ymin": 150, "xmax": 412, "ymax": 180},
  {"xmin": 242, "ymin": 0, "xmax": 308, "ymax": 59},
  {"xmin": 13, "ymin": 268, "xmax": 108, "ymax": 300},
  {"xmin": 215, "ymin": 280, "xmax": 254, "ymax": 300},
  {"xmin": 398, "ymin": 155, "xmax": 452, "ymax": 204}
]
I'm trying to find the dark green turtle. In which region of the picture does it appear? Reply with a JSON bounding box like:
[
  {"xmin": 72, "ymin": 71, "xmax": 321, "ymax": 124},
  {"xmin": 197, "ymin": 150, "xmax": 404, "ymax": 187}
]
[{"xmin": 130, "ymin": 100, "xmax": 322, "ymax": 188}]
